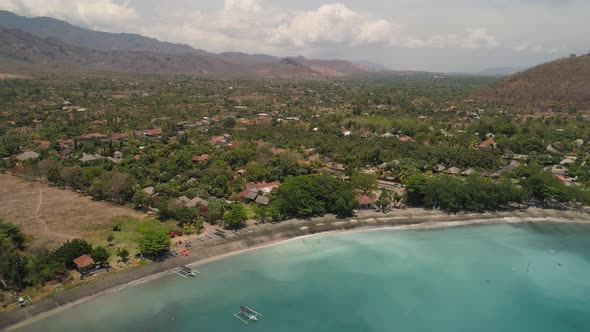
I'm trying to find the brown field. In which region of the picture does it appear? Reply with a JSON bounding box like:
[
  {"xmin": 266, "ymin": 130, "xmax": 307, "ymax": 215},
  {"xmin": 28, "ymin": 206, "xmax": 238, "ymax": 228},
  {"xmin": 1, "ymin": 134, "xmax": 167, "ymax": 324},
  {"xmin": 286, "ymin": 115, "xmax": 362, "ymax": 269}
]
[
  {"xmin": 0, "ymin": 73, "xmax": 30, "ymax": 80},
  {"xmin": 0, "ymin": 174, "xmax": 145, "ymax": 246}
]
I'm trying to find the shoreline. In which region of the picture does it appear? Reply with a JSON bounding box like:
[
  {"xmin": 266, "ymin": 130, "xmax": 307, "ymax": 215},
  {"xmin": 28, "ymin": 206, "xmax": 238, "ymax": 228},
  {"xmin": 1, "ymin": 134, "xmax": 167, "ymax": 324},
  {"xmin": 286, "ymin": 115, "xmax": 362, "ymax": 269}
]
[{"xmin": 3, "ymin": 208, "xmax": 590, "ymax": 330}]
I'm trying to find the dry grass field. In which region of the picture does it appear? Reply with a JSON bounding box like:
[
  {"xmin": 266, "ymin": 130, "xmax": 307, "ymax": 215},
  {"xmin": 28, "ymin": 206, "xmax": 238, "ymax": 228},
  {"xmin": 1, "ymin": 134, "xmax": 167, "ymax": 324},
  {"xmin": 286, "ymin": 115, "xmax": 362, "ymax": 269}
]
[{"xmin": 0, "ymin": 173, "xmax": 146, "ymax": 246}]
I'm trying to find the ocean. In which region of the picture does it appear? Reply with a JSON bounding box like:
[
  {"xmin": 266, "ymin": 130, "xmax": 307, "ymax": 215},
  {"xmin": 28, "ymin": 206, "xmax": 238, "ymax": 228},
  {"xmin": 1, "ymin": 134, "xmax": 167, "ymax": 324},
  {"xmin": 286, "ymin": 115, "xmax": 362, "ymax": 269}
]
[{"xmin": 14, "ymin": 223, "xmax": 590, "ymax": 331}]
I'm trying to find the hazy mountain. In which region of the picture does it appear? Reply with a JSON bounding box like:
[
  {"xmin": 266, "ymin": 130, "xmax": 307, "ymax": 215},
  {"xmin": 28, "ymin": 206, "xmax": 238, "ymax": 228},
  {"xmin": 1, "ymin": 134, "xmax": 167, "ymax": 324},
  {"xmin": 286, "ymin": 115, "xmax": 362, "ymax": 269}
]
[
  {"xmin": 0, "ymin": 10, "xmax": 205, "ymax": 55},
  {"xmin": 480, "ymin": 54, "xmax": 590, "ymax": 107},
  {"xmin": 0, "ymin": 10, "xmax": 432, "ymax": 79},
  {"xmin": 354, "ymin": 60, "xmax": 389, "ymax": 71},
  {"xmin": 478, "ymin": 66, "xmax": 529, "ymax": 76},
  {"xmin": 0, "ymin": 27, "xmax": 369, "ymax": 79}
]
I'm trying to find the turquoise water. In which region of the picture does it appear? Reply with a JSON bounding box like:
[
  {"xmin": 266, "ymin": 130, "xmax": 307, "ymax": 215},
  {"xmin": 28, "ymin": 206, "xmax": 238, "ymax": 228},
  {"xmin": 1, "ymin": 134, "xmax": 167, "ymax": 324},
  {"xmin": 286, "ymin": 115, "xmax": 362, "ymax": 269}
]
[{"xmin": 16, "ymin": 223, "xmax": 590, "ymax": 332}]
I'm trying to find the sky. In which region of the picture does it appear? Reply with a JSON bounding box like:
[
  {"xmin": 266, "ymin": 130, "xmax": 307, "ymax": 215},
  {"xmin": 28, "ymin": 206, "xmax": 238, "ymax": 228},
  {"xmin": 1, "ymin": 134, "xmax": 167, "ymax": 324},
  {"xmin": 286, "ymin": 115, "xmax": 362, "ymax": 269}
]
[{"xmin": 0, "ymin": 0, "xmax": 588, "ymax": 72}]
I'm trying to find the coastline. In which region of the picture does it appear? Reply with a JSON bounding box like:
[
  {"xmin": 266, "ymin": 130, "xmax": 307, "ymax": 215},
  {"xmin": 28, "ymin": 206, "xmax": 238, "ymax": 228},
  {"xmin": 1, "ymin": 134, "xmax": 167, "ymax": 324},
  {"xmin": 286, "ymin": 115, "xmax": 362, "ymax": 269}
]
[{"xmin": 3, "ymin": 207, "xmax": 590, "ymax": 331}]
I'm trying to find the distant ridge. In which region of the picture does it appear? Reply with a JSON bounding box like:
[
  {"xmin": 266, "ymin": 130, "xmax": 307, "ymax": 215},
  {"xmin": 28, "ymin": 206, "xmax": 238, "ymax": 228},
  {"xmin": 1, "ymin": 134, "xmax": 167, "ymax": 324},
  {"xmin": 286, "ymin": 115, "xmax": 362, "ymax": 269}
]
[
  {"xmin": 0, "ymin": 10, "xmax": 202, "ymax": 54},
  {"xmin": 480, "ymin": 53, "xmax": 590, "ymax": 108},
  {"xmin": 0, "ymin": 10, "xmax": 419, "ymax": 79}
]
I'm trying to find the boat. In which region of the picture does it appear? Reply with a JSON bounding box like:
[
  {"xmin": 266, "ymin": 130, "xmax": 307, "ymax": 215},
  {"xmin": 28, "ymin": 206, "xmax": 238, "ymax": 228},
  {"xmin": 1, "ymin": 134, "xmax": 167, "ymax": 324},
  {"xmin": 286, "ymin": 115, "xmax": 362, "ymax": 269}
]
[{"xmin": 233, "ymin": 306, "xmax": 262, "ymax": 324}]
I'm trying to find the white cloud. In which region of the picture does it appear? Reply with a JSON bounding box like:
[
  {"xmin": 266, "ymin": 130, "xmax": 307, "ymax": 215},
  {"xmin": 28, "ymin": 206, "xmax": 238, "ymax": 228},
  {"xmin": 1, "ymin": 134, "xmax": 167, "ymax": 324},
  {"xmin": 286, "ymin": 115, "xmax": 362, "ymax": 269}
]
[
  {"xmin": 0, "ymin": 0, "xmax": 137, "ymax": 30},
  {"xmin": 461, "ymin": 28, "xmax": 499, "ymax": 48},
  {"xmin": 269, "ymin": 3, "xmax": 401, "ymax": 47}
]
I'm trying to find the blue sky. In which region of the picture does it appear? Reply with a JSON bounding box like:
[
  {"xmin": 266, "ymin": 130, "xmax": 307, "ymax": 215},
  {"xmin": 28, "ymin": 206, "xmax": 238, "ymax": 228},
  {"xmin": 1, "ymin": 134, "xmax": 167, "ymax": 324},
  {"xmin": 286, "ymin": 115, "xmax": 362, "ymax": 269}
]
[{"xmin": 0, "ymin": 0, "xmax": 588, "ymax": 72}]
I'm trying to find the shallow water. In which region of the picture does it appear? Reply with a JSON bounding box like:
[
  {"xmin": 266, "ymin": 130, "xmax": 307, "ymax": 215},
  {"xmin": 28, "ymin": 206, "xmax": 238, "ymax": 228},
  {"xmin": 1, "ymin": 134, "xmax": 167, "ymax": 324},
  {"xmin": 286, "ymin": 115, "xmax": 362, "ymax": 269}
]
[{"xmin": 16, "ymin": 223, "xmax": 590, "ymax": 332}]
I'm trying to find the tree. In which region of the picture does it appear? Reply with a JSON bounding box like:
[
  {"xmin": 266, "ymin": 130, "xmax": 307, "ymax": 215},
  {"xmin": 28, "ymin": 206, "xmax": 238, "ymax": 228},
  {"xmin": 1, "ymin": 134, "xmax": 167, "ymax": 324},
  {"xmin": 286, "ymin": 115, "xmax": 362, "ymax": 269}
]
[
  {"xmin": 117, "ymin": 248, "xmax": 130, "ymax": 262},
  {"xmin": 175, "ymin": 207, "xmax": 198, "ymax": 225},
  {"xmin": 91, "ymin": 246, "xmax": 109, "ymax": 264},
  {"xmin": 156, "ymin": 197, "xmax": 182, "ymax": 221},
  {"xmin": 183, "ymin": 217, "xmax": 203, "ymax": 236},
  {"xmin": 138, "ymin": 230, "xmax": 171, "ymax": 259},
  {"xmin": 375, "ymin": 191, "xmax": 391, "ymax": 210},
  {"xmin": 0, "ymin": 220, "xmax": 25, "ymax": 249},
  {"xmin": 55, "ymin": 239, "xmax": 92, "ymax": 269},
  {"xmin": 223, "ymin": 204, "xmax": 248, "ymax": 230},
  {"xmin": 132, "ymin": 189, "xmax": 152, "ymax": 210},
  {"xmin": 351, "ymin": 173, "xmax": 378, "ymax": 193},
  {"xmin": 28, "ymin": 246, "xmax": 67, "ymax": 286},
  {"xmin": 0, "ymin": 252, "xmax": 29, "ymax": 291},
  {"xmin": 107, "ymin": 233, "xmax": 115, "ymax": 246}
]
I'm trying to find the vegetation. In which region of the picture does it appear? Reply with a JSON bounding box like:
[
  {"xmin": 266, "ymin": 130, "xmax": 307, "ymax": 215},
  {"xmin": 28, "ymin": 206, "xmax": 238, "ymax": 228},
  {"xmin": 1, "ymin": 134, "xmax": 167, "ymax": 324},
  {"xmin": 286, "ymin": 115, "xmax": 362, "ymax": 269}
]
[{"xmin": 137, "ymin": 230, "xmax": 171, "ymax": 259}]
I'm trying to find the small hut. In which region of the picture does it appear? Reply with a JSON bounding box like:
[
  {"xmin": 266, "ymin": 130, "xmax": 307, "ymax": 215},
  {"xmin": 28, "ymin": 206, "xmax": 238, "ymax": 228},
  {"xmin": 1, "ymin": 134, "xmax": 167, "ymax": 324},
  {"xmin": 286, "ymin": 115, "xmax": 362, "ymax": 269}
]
[
  {"xmin": 357, "ymin": 195, "xmax": 375, "ymax": 209},
  {"xmin": 73, "ymin": 254, "xmax": 95, "ymax": 274}
]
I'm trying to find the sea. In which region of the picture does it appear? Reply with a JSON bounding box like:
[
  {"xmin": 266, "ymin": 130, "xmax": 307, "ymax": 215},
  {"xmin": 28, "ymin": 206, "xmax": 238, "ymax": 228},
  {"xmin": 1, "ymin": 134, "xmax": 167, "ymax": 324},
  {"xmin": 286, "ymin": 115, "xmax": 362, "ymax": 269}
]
[{"xmin": 14, "ymin": 222, "xmax": 590, "ymax": 332}]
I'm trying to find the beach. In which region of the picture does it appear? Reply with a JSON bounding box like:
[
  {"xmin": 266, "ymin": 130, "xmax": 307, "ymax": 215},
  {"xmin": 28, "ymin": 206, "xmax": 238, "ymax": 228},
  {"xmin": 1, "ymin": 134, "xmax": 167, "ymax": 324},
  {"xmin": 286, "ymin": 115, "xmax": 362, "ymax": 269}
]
[{"xmin": 3, "ymin": 207, "xmax": 590, "ymax": 330}]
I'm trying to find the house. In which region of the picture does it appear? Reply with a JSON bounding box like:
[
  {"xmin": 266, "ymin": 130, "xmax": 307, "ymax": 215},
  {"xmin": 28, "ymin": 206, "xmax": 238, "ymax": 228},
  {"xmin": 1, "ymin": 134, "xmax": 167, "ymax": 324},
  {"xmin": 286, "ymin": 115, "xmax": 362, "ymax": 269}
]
[
  {"xmin": 32, "ymin": 140, "xmax": 51, "ymax": 150},
  {"xmin": 560, "ymin": 157, "xmax": 577, "ymax": 165},
  {"xmin": 270, "ymin": 148, "xmax": 287, "ymax": 156},
  {"xmin": 255, "ymin": 195, "xmax": 270, "ymax": 206},
  {"xmin": 399, "ymin": 136, "xmax": 413, "ymax": 142},
  {"xmin": 192, "ymin": 154, "xmax": 210, "ymax": 162},
  {"xmin": 110, "ymin": 133, "xmax": 127, "ymax": 142},
  {"xmin": 478, "ymin": 138, "xmax": 497, "ymax": 150},
  {"xmin": 143, "ymin": 187, "xmax": 156, "ymax": 196},
  {"xmin": 73, "ymin": 254, "xmax": 94, "ymax": 273},
  {"xmin": 382, "ymin": 132, "xmax": 395, "ymax": 138},
  {"xmin": 79, "ymin": 154, "xmax": 103, "ymax": 163},
  {"xmin": 550, "ymin": 165, "xmax": 568, "ymax": 176},
  {"xmin": 462, "ymin": 168, "xmax": 477, "ymax": 176},
  {"xmin": 342, "ymin": 130, "xmax": 352, "ymax": 136},
  {"xmin": 15, "ymin": 151, "xmax": 40, "ymax": 161},
  {"xmin": 498, "ymin": 161, "xmax": 521, "ymax": 175},
  {"xmin": 141, "ymin": 128, "xmax": 162, "ymax": 138},
  {"xmin": 546, "ymin": 144, "xmax": 561, "ymax": 155},
  {"xmin": 108, "ymin": 151, "xmax": 123, "ymax": 164},
  {"xmin": 357, "ymin": 195, "xmax": 375, "ymax": 209},
  {"xmin": 178, "ymin": 196, "xmax": 209, "ymax": 208},
  {"xmin": 556, "ymin": 175, "xmax": 570, "ymax": 185},
  {"xmin": 79, "ymin": 133, "xmax": 108, "ymax": 142},
  {"xmin": 446, "ymin": 167, "xmax": 461, "ymax": 175},
  {"xmin": 360, "ymin": 130, "xmax": 373, "ymax": 138},
  {"xmin": 238, "ymin": 181, "xmax": 281, "ymax": 204},
  {"xmin": 58, "ymin": 139, "xmax": 74, "ymax": 148},
  {"xmin": 239, "ymin": 188, "xmax": 259, "ymax": 201},
  {"xmin": 211, "ymin": 136, "xmax": 227, "ymax": 145}
]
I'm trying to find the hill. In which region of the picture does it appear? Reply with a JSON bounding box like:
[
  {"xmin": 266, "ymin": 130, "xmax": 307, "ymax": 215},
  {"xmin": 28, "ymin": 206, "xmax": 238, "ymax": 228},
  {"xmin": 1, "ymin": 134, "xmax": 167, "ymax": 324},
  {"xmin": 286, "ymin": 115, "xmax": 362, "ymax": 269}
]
[
  {"xmin": 0, "ymin": 10, "xmax": 396, "ymax": 79},
  {"xmin": 480, "ymin": 54, "xmax": 590, "ymax": 108},
  {"xmin": 0, "ymin": 10, "xmax": 201, "ymax": 54}
]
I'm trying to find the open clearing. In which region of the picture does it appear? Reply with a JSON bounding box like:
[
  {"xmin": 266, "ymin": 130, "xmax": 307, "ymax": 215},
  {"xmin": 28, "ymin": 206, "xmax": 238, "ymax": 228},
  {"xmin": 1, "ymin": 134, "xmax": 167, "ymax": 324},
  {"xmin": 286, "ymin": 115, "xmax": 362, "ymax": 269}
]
[{"xmin": 0, "ymin": 174, "xmax": 146, "ymax": 246}]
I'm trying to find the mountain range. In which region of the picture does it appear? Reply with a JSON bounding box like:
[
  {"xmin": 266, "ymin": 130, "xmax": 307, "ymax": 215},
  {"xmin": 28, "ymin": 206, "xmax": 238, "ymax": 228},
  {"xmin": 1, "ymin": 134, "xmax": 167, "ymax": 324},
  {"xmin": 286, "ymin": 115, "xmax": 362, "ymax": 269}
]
[{"xmin": 0, "ymin": 10, "xmax": 402, "ymax": 79}]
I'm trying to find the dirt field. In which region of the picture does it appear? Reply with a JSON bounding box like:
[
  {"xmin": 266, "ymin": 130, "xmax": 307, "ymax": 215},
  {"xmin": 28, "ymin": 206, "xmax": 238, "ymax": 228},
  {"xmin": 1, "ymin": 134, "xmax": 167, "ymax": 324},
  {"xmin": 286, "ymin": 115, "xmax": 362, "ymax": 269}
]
[
  {"xmin": 0, "ymin": 73, "xmax": 30, "ymax": 80},
  {"xmin": 0, "ymin": 174, "xmax": 145, "ymax": 246}
]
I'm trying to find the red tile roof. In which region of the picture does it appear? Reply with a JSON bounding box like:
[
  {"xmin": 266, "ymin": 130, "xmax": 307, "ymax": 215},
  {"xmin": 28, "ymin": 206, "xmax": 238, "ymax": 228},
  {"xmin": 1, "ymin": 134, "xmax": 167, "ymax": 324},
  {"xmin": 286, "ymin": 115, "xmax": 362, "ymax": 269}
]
[
  {"xmin": 73, "ymin": 254, "xmax": 94, "ymax": 269},
  {"xmin": 479, "ymin": 138, "xmax": 497, "ymax": 149},
  {"xmin": 192, "ymin": 154, "xmax": 209, "ymax": 162},
  {"xmin": 556, "ymin": 175, "xmax": 569, "ymax": 183},
  {"xmin": 357, "ymin": 195, "xmax": 375, "ymax": 205}
]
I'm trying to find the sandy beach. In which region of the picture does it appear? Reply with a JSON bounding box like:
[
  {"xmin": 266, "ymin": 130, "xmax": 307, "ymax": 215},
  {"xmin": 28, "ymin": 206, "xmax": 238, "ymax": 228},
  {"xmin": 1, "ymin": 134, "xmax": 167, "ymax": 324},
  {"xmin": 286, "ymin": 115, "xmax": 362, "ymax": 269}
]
[{"xmin": 3, "ymin": 207, "xmax": 590, "ymax": 330}]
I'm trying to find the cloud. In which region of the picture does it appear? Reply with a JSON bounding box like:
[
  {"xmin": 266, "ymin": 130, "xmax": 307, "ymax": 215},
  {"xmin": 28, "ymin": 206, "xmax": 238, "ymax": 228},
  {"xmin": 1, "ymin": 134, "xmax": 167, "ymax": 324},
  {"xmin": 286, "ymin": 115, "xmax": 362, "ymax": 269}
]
[
  {"xmin": 461, "ymin": 28, "xmax": 499, "ymax": 48},
  {"xmin": 0, "ymin": 0, "xmax": 137, "ymax": 29},
  {"xmin": 269, "ymin": 3, "xmax": 402, "ymax": 47},
  {"xmin": 401, "ymin": 28, "xmax": 500, "ymax": 49}
]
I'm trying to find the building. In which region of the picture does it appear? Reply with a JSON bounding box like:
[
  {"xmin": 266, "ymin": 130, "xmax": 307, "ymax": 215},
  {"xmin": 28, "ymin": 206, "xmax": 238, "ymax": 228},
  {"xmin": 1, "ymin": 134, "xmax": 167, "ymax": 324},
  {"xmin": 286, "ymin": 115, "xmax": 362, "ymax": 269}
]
[
  {"xmin": 192, "ymin": 154, "xmax": 210, "ymax": 162},
  {"xmin": 357, "ymin": 195, "xmax": 375, "ymax": 209},
  {"xmin": 478, "ymin": 138, "xmax": 497, "ymax": 150},
  {"xmin": 238, "ymin": 181, "xmax": 281, "ymax": 204},
  {"xmin": 73, "ymin": 254, "xmax": 95, "ymax": 273},
  {"xmin": 15, "ymin": 151, "xmax": 40, "ymax": 161}
]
